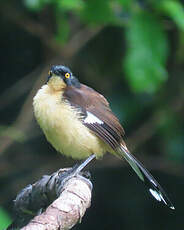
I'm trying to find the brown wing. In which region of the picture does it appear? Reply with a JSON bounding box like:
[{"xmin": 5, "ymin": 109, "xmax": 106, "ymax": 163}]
[{"xmin": 63, "ymin": 84, "xmax": 125, "ymax": 149}]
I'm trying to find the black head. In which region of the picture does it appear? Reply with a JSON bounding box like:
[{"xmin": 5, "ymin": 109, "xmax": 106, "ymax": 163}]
[{"xmin": 48, "ymin": 65, "xmax": 80, "ymax": 88}]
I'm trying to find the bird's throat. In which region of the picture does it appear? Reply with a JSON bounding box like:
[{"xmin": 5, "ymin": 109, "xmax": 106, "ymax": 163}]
[{"xmin": 48, "ymin": 76, "xmax": 66, "ymax": 92}]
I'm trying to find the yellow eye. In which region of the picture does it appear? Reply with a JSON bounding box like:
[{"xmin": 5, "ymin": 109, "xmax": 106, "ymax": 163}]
[{"xmin": 65, "ymin": 72, "xmax": 70, "ymax": 78}]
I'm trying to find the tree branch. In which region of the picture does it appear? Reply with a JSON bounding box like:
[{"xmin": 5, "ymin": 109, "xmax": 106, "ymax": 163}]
[{"xmin": 7, "ymin": 168, "xmax": 92, "ymax": 230}]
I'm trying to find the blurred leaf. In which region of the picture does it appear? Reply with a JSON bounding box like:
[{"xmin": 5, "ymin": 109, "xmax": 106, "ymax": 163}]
[
  {"xmin": 158, "ymin": 0, "xmax": 184, "ymax": 30},
  {"xmin": 57, "ymin": 0, "xmax": 84, "ymax": 11},
  {"xmin": 124, "ymin": 11, "xmax": 169, "ymax": 93},
  {"xmin": 24, "ymin": 0, "xmax": 52, "ymax": 11},
  {"xmin": 0, "ymin": 125, "xmax": 27, "ymax": 143},
  {"xmin": 55, "ymin": 14, "xmax": 70, "ymax": 45},
  {"xmin": 80, "ymin": 0, "xmax": 115, "ymax": 24},
  {"xmin": 0, "ymin": 207, "xmax": 11, "ymax": 230},
  {"xmin": 117, "ymin": 0, "xmax": 133, "ymax": 8}
]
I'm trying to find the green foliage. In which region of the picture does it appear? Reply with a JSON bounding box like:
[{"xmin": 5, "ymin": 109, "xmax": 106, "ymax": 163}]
[
  {"xmin": 0, "ymin": 207, "xmax": 11, "ymax": 230},
  {"xmin": 57, "ymin": 0, "xmax": 84, "ymax": 11},
  {"xmin": 158, "ymin": 0, "xmax": 184, "ymax": 30},
  {"xmin": 55, "ymin": 14, "xmax": 70, "ymax": 44},
  {"xmin": 22, "ymin": 0, "xmax": 184, "ymax": 94},
  {"xmin": 79, "ymin": 0, "xmax": 115, "ymax": 25},
  {"xmin": 23, "ymin": 0, "xmax": 184, "ymax": 94},
  {"xmin": 124, "ymin": 11, "xmax": 168, "ymax": 93}
]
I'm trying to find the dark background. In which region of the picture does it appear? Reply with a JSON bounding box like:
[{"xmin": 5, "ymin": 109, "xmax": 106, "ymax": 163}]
[{"xmin": 0, "ymin": 0, "xmax": 184, "ymax": 229}]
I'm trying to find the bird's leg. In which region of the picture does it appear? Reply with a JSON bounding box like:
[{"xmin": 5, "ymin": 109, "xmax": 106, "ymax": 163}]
[{"xmin": 73, "ymin": 154, "xmax": 96, "ymax": 175}]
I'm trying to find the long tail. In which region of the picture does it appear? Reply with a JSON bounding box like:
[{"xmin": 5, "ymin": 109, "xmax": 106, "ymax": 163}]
[{"xmin": 116, "ymin": 143, "xmax": 174, "ymax": 210}]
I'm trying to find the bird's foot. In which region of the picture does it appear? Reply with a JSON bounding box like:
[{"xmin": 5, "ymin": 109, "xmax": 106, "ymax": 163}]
[{"xmin": 56, "ymin": 155, "xmax": 96, "ymax": 196}]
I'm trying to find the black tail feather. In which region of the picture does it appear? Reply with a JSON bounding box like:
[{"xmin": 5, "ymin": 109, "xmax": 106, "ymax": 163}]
[{"xmin": 117, "ymin": 144, "xmax": 175, "ymax": 210}]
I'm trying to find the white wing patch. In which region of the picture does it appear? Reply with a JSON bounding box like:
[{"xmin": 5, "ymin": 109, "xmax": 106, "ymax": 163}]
[{"xmin": 84, "ymin": 111, "xmax": 103, "ymax": 124}]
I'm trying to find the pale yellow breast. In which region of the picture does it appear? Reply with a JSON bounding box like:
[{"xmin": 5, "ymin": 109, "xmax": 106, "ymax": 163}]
[{"xmin": 33, "ymin": 85, "xmax": 107, "ymax": 159}]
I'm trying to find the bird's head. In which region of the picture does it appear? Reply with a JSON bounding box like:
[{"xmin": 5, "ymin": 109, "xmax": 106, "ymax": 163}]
[{"xmin": 47, "ymin": 65, "xmax": 80, "ymax": 91}]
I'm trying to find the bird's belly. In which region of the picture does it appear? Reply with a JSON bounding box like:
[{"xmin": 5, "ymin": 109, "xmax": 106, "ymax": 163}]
[
  {"xmin": 33, "ymin": 87, "xmax": 106, "ymax": 159},
  {"xmin": 43, "ymin": 113, "xmax": 106, "ymax": 159}
]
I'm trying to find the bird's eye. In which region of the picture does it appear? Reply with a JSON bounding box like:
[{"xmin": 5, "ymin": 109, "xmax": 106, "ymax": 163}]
[{"xmin": 65, "ymin": 72, "xmax": 70, "ymax": 78}]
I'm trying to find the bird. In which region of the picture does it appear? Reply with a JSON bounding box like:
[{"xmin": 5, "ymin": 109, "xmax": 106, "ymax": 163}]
[{"xmin": 33, "ymin": 65, "xmax": 174, "ymax": 210}]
